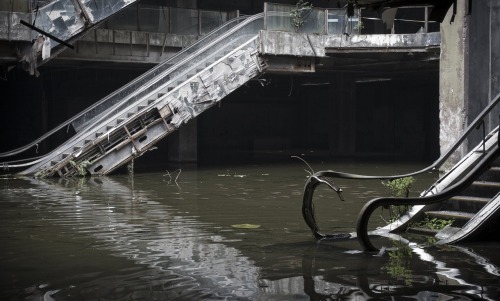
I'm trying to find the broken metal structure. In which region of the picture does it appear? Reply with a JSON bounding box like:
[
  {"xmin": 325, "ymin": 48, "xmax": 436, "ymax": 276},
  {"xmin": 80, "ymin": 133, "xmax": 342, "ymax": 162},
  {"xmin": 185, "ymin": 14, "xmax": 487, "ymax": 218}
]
[
  {"xmin": 2, "ymin": 0, "xmax": 139, "ymax": 75},
  {"xmin": 19, "ymin": 13, "xmax": 266, "ymax": 177},
  {"xmin": 302, "ymin": 93, "xmax": 500, "ymax": 249}
]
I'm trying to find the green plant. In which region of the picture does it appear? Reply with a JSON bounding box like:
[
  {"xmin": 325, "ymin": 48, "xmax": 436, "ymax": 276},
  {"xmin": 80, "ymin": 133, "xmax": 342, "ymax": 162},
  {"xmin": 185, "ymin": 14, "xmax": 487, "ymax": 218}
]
[
  {"xmin": 290, "ymin": 0, "xmax": 313, "ymax": 32},
  {"xmin": 353, "ymin": 20, "xmax": 364, "ymax": 31},
  {"xmin": 380, "ymin": 177, "xmax": 415, "ymax": 224},
  {"xmin": 382, "ymin": 176, "xmax": 415, "ymax": 197},
  {"xmin": 413, "ymin": 216, "xmax": 454, "ymax": 231},
  {"xmin": 69, "ymin": 160, "xmax": 91, "ymax": 177}
]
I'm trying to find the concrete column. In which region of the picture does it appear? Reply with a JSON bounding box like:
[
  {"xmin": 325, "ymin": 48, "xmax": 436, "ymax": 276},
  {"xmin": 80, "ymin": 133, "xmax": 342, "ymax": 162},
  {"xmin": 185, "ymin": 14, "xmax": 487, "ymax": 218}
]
[
  {"xmin": 439, "ymin": 1, "xmax": 468, "ymax": 169},
  {"xmin": 168, "ymin": 119, "xmax": 198, "ymax": 163}
]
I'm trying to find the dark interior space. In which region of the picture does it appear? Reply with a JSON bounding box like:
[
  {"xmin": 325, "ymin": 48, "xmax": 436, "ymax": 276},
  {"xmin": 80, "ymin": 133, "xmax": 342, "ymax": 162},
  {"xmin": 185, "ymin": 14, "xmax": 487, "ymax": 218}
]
[
  {"xmin": 197, "ymin": 72, "xmax": 439, "ymax": 165},
  {"xmin": 1, "ymin": 63, "xmax": 439, "ymax": 170}
]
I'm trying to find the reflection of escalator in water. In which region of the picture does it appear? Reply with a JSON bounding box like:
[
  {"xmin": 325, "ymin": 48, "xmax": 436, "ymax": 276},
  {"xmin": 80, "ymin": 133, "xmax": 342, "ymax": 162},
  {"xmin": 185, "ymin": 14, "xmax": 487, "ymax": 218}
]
[
  {"xmin": 4, "ymin": 176, "xmax": 262, "ymax": 300},
  {"xmin": 3, "ymin": 13, "xmax": 266, "ymax": 177},
  {"xmin": 302, "ymin": 93, "xmax": 500, "ymax": 249},
  {"xmin": 301, "ymin": 241, "xmax": 500, "ymax": 300}
]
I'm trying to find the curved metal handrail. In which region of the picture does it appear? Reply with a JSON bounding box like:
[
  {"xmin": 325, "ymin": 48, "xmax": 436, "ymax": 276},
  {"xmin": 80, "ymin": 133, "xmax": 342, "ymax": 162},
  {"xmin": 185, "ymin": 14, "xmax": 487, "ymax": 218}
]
[
  {"xmin": 302, "ymin": 174, "xmax": 351, "ymax": 239},
  {"xmin": 0, "ymin": 14, "xmax": 253, "ymax": 159},
  {"xmin": 356, "ymin": 142, "xmax": 499, "ymax": 252},
  {"xmin": 309, "ymin": 91, "xmax": 500, "ymax": 181}
]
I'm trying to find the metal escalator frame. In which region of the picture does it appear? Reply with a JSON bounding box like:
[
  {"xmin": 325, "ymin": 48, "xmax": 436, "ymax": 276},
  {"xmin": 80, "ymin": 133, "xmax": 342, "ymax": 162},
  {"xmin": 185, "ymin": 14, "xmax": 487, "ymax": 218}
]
[
  {"xmin": 69, "ymin": 14, "xmax": 263, "ymax": 133},
  {"xmin": 19, "ymin": 13, "xmax": 267, "ymax": 176},
  {"xmin": 28, "ymin": 35, "xmax": 264, "ymax": 177},
  {"xmin": 0, "ymin": 14, "xmax": 254, "ymax": 160},
  {"xmin": 356, "ymin": 141, "xmax": 500, "ymax": 251}
]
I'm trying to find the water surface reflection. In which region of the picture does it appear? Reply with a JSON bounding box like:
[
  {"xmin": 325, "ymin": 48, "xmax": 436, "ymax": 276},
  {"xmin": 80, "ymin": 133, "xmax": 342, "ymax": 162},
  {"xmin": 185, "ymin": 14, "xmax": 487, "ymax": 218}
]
[{"xmin": 0, "ymin": 162, "xmax": 499, "ymax": 300}]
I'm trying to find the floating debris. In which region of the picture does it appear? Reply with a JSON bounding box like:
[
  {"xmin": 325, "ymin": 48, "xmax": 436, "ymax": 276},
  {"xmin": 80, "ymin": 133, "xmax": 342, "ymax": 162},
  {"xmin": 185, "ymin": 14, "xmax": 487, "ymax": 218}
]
[{"xmin": 231, "ymin": 224, "xmax": 261, "ymax": 229}]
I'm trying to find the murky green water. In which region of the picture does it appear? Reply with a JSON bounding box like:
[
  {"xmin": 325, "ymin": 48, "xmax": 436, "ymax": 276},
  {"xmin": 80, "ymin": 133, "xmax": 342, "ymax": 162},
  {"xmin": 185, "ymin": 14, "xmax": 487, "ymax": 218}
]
[{"xmin": 1, "ymin": 161, "xmax": 499, "ymax": 300}]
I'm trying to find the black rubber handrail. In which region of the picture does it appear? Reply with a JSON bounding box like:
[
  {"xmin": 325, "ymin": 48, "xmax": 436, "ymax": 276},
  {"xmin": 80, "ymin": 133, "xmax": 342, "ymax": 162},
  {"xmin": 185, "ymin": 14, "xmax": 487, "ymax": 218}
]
[
  {"xmin": 302, "ymin": 175, "xmax": 351, "ymax": 239},
  {"xmin": 309, "ymin": 91, "xmax": 500, "ymax": 181},
  {"xmin": 356, "ymin": 142, "xmax": 500, "ymax": 252}
]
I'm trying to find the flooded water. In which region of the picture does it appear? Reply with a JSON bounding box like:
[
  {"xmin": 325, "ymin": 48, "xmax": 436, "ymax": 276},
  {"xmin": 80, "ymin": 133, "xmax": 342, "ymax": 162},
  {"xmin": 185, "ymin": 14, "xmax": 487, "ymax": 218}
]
[{"xmin": 1, "ymin": 161, "xmax": 499, "ymax": 300}]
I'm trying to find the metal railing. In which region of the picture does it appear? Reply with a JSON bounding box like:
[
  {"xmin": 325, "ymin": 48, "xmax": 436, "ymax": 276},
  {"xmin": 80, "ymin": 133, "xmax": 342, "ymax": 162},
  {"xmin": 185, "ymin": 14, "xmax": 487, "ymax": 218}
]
[
  {"xmin": 263, "ymin": 3, "xmax": 438, "ymax": 36},
  {"xmin": 264, "ymin": 2, "xmax": 361, "ymax": 35},
  {"xmin": 361, "ymin": 6, "xmax": 439, "ymax": 34},
  {"xmin": 0, "ymin": 3, "xmax": 239, "ymax": 42},
  {"xmin": 102, "ymin": 5, "xmax": 239, "ymax": 36}
]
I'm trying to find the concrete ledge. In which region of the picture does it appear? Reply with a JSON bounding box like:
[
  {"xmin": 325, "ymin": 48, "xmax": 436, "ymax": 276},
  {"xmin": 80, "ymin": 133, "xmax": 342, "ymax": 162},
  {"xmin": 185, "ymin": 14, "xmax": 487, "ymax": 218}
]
[{"xmin": 259, "ymin": 30, "xmax": 441, "ymax": 57}]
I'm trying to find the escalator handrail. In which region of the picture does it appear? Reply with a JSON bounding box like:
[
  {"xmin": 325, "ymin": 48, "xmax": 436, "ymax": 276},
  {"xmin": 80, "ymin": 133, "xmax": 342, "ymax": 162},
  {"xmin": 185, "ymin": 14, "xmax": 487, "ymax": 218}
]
[
  {"xmin": 309, "ymin": 91, "xmax": 500, "ymax": 181},
  {"xmin": 356, "ymin": 142, "xmax": 500, "ymax": 251},
  {"xmin": 0, "ymin": 14, "xmax": 254, "ymax": 159}
]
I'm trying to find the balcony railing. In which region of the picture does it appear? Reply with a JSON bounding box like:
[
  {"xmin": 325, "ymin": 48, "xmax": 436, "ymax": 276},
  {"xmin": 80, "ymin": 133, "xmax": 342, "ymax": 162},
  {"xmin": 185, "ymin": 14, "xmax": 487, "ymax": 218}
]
[
  {"xmin": 263, "ymin": 2, "xmax": 438, "ymax": 36},
  {"xmin": 103, "ymin": 5, "xmax": 239, "ymax": 36}
]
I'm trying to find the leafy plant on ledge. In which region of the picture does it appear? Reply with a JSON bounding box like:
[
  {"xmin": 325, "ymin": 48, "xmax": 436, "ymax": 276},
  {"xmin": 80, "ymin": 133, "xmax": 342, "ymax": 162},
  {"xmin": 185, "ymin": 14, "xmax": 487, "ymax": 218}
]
[{"xmin": 290, "ymin": 0, "xmax": 313, "ymax": 32}]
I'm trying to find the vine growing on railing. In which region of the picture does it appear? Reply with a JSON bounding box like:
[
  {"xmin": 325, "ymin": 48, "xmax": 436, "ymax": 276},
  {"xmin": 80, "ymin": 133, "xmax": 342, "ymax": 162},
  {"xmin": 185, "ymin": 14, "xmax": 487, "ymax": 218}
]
[{"xmin": 290, "ymin": 0, "xmax": 313, "ymax": 32}]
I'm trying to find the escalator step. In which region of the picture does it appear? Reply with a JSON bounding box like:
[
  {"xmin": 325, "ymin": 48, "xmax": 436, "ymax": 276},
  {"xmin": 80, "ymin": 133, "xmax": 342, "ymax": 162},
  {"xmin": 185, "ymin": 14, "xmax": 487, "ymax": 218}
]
[
  {"xmin": 117, "ymin": 118, "xmax": 125, "ymax": 125},
  {"xmin": 426, "ymin": 210, "xmax": 475, "ymax": 221},
  {"xmin": 449, "ymin": 195, "xmax": 491, "ymax": 204},
  {"xmin": 473, "ymin": 181, "xmax": 500, "ymax": 188},
  {"xmin": 406, "ymin": 226, "xmax": 438, "ymax": 236}
]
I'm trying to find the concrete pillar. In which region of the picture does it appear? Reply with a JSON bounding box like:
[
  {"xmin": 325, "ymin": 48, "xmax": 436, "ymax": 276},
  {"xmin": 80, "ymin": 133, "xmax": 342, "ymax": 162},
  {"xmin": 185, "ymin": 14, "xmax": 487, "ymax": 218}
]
[
  {"xmin": 439, "ymin": 1, "xmax": 469, "ymax": 169},
  {"xmin": 168, "ymin": 119, "xmax": 198, "ymax": 163},
  {"xmin": 440, "ymin": 0, "xmax": 500, "ymax": 169}
]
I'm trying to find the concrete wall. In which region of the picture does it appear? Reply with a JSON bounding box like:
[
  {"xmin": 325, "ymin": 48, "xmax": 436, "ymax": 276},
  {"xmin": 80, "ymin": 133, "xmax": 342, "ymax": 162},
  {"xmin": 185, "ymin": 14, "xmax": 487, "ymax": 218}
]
[
  {"xmin": 439, "ymin": 0, "xmax": 468, "ymax": 168},
  {"xmin": 439, "ymin": 0, "xmax": 500, "ymax": 169}
]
